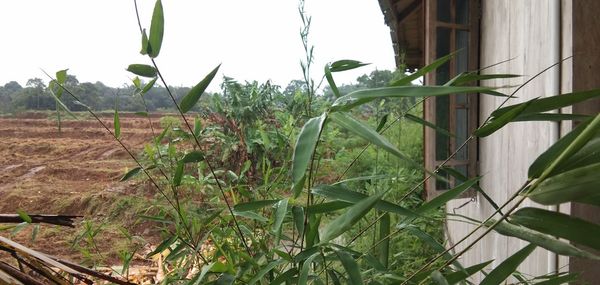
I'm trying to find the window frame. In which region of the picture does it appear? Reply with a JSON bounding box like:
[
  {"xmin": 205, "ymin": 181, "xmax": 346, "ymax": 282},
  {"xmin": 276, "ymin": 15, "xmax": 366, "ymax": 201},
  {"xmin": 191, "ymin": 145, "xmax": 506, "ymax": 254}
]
[{"xmin": 423, "ymin": 0, "xmax": 480, "ymax": 198}]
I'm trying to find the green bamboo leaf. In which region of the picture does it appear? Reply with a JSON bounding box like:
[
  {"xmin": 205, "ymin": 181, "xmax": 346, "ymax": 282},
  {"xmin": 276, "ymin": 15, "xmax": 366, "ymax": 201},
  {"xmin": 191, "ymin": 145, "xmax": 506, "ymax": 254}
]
[
  {"xmin": 233, "ymin": 199, "xmax": 280, "ymax": 212},
  {"xmin": 534, "ymin": 273, "xmax": 578, "ymax": 285},
  {"xmin": 375, "ymin": 113, "xmax": 389, "ymax": 132},
  {"xmin": 390, "ymin": 53, "xmax": 454, "ymax": 86},
  {"xmin": 48, "ymin": 89, "xmax": 77, "ymax": 119},
  {"xmin": 378, "ymin": 212, "xmax": 390, "ymax": 268},
  {"xmin": 56, "ymin": 69, "xmax": 68, "ymax": 84},
  {"xmin": 331, "ymin": 86, "xmax": 492, "ymax": 112},
  {"xmin": 173, "ymin": 161, "xmax": 184, "ymax": 187},
  {"xmin": 140, "ymin": 29, "xmax": 149, "ymax": 55},
  {"xmin": 327, "ymin": 270, "xmax": 342, "ymax": 285},
  {"xmin": 233, "ymin": 210, "xmax": 268, "ymax": 222},
  {"xmin": 527, "ymin": 162, "xmax": 600, "ymax": 206},
  {"xmin": 336, "ymin": 250, "xmax": 363, "ymax": 285},
  {"xmin": 148, "ymin": 0, "xmax": 164, "ymax": 58},
  {"xmin": 492, "ymin": 89, "xmax": 600, "ymax": 118},
  {"xmin": 292, "ymin": 206, "xmax": 305, "ymax": 235},
  {"xmin": 180, "ymin": 151, "xmax": 204, "ymax": 164},
  {"xmin": 431, "ymin": 270, "xmax": 449, "ymax": 285},
  {"xmin": 312, "ymin": 184, "xmax": 418, "ymax": 217},
  {"xmin": 307, "ymin": 201, "xmax": 351, "ymax": 214},
  {"xmin": 513, "ymin": 113, "xmax": 591, "ymax": 122},
  {"xmin": 270, "ymin": 268, "xmax": 298, "ymax": 285},
  {"xmin": 450, "ymin": 73, "xmax": 521, "ymax": 86},
  {"xmin": 114, "ymin": 103, "xmax": 121, "ymax": 139},
  {"xmin": 16, "ymin": 210, "xmax": 32, "ymax": 223},
  {"xmin": 417, "ymin": 177, "xmax": 480, "ymax": 214},
  {"xmin": 299, "ymin": 253, "xmax": 318, "ymax": 285},
  {"xmin": 272, "ymin": 198, "xmax": 289, "ymax": 234},
  {"xmin": 405, "ymin": 113, "xmax": 453, "ymax": 137},
  {"xmin": 329, "ymin": 59, "xmax": 369, "ymax": 72},
  {"xmin": 320, "ymin": 191, "xmax": 385, "ymax": 244},
  {"xmin": 510, "ymin": 207, "xmax": 600, "ymax": 251},
  {"xmin": 406, "ymin": 226, "xmax": 464, "ymax": 271},
  {"xmin": 325, "ymin": 63, "xmax": 341, "ymax": 98},
  {"xmin": 247, "ymin": 259, "xmax": 284, "ymax": 284},
  {"xmin": 193, "ymin": 117, "xmax": 202, "ymax": 137},
  {"xmin": 528, "ymin": 118, "xmax": 592, "ymax": 178},
  {"xmin": 445, "ymin": 260, "xmax": 493, "ymax": 284},
  {"xmin": 475, "ymin": 99, "xmax": 535, "ymax": 137},
  {"xmin": 142, "ymin": 77, "xmax": 158, "ymax": 94},
  {"xmin": 306, "ymin": 215, "xmax": 322, "ymax": 249},
  {"xmin": 329, "ymin": 112, "xmax": 408, "ymax": 160},
  {"xmin": 480, "ymin": 244, "xmax": 537, "ymax": 285},
  {"xmin": 146, "ymin": 235, "xmax": 177, "ymax": 258},
  {"xmin": 441, "ymin": 167, "xmax": 502, "ymax": 214},
  {"xmin": 488, "ymin": 220, "xmax": 600, "ymax": 260},
  {"xmin": 291, "ymin": 113, "xmax": 327, "ymax": 196},
  {"xmin": 179, "ymin": 64, "xmax": 221, "ymax": 113},
  {"xmin": 120, "ymin": 167, "xmax": 142, "ymax": 181},
  {"xmin": 126, "ymin": 64, "xmax": 157, "ymax": 78}
]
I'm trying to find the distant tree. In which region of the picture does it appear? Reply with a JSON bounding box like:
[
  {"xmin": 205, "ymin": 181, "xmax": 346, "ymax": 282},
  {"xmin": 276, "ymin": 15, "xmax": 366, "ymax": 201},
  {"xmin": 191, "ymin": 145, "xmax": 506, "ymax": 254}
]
[{"xmin": 26, "ymin": 78, "xmax": 46, "ymax": 109}]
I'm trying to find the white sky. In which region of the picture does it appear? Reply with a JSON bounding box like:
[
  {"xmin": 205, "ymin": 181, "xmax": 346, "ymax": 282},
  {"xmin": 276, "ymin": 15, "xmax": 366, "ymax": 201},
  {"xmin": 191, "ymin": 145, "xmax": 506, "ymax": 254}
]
[{"xmin": 0, "ymin": 0, "xmax": 395, "ymax": 92}]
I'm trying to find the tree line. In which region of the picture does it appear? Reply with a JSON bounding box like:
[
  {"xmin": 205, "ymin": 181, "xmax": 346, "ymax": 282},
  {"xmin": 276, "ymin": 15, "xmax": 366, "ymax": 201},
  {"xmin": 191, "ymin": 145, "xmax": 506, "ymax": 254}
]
[{"xmin": 0, "ymin": 69, "xmax": 401, "ymax": 114}]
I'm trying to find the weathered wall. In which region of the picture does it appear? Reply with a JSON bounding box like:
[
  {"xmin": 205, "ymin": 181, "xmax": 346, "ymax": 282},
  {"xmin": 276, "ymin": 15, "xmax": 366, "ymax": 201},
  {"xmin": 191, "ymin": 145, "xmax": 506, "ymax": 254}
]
[{"xmin": 446, "ymin": 0, "xmax": 566, "ymax": 281}]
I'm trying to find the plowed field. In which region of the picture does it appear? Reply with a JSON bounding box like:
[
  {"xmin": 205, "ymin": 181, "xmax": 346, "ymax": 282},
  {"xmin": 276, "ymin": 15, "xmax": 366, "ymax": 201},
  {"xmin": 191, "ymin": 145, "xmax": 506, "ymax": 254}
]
[{"xmin": 0, "ymin": 112, "xmax": 166, "ymax": 262}]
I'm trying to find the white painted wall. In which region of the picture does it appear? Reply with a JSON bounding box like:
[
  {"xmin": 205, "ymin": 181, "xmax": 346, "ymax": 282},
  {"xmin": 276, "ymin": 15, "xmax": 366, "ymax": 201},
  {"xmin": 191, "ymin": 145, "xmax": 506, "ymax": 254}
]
[{"xmin": 445, "ymin": 0, "xmax": 570, "ymax": 281}]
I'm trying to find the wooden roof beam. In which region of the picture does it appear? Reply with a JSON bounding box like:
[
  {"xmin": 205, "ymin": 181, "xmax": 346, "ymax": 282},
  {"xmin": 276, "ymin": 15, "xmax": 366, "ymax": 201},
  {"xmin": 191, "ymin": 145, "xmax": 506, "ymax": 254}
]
[{"xmin": 397, "ymin": 0, "xmax": 422, "ymax": 25}]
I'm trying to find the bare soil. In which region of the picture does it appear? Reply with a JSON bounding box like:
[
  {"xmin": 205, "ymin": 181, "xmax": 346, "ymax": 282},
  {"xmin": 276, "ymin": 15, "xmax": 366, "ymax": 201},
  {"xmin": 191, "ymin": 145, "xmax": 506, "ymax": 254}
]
[{"xmin": 0, "ymin": 112, "xmax": 165, "ymax": 264}]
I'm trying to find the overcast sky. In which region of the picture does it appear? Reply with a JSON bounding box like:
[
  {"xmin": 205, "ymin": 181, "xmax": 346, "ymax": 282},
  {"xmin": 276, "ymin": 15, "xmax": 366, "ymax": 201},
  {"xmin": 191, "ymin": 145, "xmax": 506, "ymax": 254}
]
[{"xmin": 0, "ymin": 0, "xmax": 395, "ymax": 92}]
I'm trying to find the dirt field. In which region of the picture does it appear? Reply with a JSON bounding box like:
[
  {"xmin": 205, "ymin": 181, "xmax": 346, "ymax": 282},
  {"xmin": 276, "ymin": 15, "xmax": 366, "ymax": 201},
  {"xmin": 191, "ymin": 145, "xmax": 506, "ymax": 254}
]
[{"xmin": 0, "ymin": 112, "xmax": 167, "ymax": 263}]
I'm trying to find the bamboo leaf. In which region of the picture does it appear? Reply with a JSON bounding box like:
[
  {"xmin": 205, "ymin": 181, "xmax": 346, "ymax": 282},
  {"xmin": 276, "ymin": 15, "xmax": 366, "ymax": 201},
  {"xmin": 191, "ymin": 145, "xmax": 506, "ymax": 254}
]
[
  {"xmin": 445, "ymin": 260, "xmax": 493, "ymax": 284},
  {"xmin": 329, "ymin": 59, "xmax": 369, "ymax": 72},
  {"xmin": 114, "ymin": 103, "xmax": 121, "ymax": 139},
  {"xmin": 527, "ymin": 162, "xmax": 600, "ymax": 206},
  {"xmin": 270, "ymin": 268, "xmax": 298, "ymax": 285},
  {"xmin": 312, "ymin": 184, "xmax": 418, "ymax": 217},
  {"xmin": 126, "ymin": 64, "xmax": 157, "ymax": 78},
  {"xmin": 173, "ymin": 161, "xmax": 184, "ymax": 186},
  {"xmin": 335, "ymin": 250, "xmax": 363, "ymax": 285},
  {"xmin": 180, "ymin": 151, "xmax": 204, "ymax": 164},
  {"xmin": 291, "ymin": 113, "xmax": 327, "ymax": 196},
  {"xmin": 475, "ymin": 99, "xmax": 535, "ymax": 137},
  {"xmin": 510, "ymin": 207, "xmax": 600, "ymax": 251},
  {"xmin": 329, "ymin": 112, "xmax": 408, "ymax": 160},
  {"xmin": 140, "ymin": 29, "xmax": 149, "ymax": 55},
  {"xmin": 488, "ymin": 220, "xmax": 600, "ymax": 260},
  {"xmin": 120, "ymin": 167, "xmax": 142, "ymax": 181},
  {"xmin": 320, "ymin": 191, "xmax": 385, "ymax": 244},
  {"xmin": 272, "ymin": 198, "xmax": 289, "ymax": 234},
  {"xmin": 417, "ymin": 177, "xmax": 480, "ymax": 214},
  {"xmin": 480, "ymin": 244, "xmax": 537, "ymax": 285},
  {"xmin": 405, "ymin": 113, "xmax": 453, "ymax": 137},
  {"xmin": 141, "ymin": 77, "xmax": 158, "ymax": 94},
  {"xmin": 534, "ymin": 273, "xmax": 578, "ymax": 285},
  {"xmin": 378, "ymin": 213, "xmax": 390, "ymax": 268},
  {"xmin": 390, "ymin": 53, "xmax": 454, "ymax": 86},
  {"xmin": 450, "ymin": 73, "xmax": 521, "ymax": 86},
  {"xmin": 513, "ymin": 113, "xmax": 591, "ymax": 122},
  {"xmin": 331, "ymin": 86, "xmax": 492, "ymax": 112},
  {"xmin": 325, "ymin": 64, "xmax": 341, "ymax": 98},
  {"xmin": 431, "ymin": 270, "xmax": 449, "ymax": 285},
  {"xmin": 233, "ymin": 200, "xmax": 280, "ymax": 212},
  {"xmin": 148, "ymin": 0, "xmax": 164, "ymax": 58},
  {"xmin": 247, "ymin": 259, "xmax": 284, "ymax": 284},
  {"xmin": 406, "ymin": 226, "xmax": 464, "ymax": 271},
  {"xmin": 375, "ymin": 113, "xmax": 389, "ymax": 132},
  {"xmin": 299, "ymin": 253, "xmax": 318, "ymax": 285},
  {"xmin": 179, "ymin": 64, "xmax": 221, "ymax": 113},
  {"xmin": 307, "ymin": 201, "xmax": 352, "ymax": 214},
  {"xmin": 48, "ymin": 89, "xmax": 77, "ymax": 119},
  {"xmin": 16, "ymin": 210, "xmax": 32, "ymax": 224},
  {"xmin": 492, "ymin": 89, "xmax": 600, "ymax": 118}
]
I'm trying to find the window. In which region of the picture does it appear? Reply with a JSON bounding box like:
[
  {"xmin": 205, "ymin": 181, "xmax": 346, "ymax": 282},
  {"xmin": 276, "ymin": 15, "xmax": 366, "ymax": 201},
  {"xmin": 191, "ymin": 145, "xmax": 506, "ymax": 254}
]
[{"xmin": 423, "ymin": 0, "xmax": 479, "ymax": 198}]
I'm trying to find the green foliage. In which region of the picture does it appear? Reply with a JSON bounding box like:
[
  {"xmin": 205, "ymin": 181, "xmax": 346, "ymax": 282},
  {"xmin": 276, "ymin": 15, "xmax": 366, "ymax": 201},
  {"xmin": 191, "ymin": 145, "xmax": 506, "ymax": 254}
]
[{"xmin": 16, "ymin": 1, "xmax": 599, "ymax": 284}]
